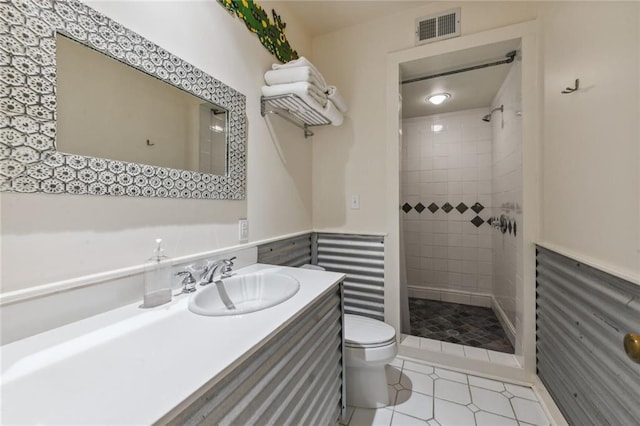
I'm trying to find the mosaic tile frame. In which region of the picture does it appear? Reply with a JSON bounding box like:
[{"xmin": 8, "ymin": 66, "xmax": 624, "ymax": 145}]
[{"xmin": 0, "ymin": 0, "xmax": 247, "ymax": 200}]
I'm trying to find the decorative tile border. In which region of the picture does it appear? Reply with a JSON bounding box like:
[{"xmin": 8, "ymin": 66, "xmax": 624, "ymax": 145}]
[
  {"xmin": 402, "ymin": 200, "xmax": 489, "ymax": 229},
  {"xmin": 0, "ymin": 0, "xmax": 246, "ymax": 200},
  {"xmin": 402, "ymin": 200, "xmax": 518, "ymax": 236}
]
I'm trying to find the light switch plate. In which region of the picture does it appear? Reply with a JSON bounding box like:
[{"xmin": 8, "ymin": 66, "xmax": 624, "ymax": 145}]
[
  {"xmin": 351, "ymin": 195, "xmax": 360, "ymax": 210},
  {"xmin": 239, "ymin": 218, "xmax": 248, "ymax": 241}
]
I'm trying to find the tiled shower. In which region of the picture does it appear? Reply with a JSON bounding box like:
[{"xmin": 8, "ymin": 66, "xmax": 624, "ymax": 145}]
[
  {"xmin": 402, "ymin": 108, "xmax": 495, "ymax": 305},
  {"xmin": 490, "ymin": 60, "xmax": 523, "ymax": 348},
  {"xmin": 401, "ymin": 60, "xmax": 523, "ymax": 351}
]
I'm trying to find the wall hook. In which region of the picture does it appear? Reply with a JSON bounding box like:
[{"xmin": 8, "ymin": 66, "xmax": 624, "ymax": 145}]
[
  {"xmin": 561, "ymin": 79, "xmax": 579, "ymax": 94},
  {"xmin": 146, "ymin": 139, "xmax": 155, "ymax": 146}
]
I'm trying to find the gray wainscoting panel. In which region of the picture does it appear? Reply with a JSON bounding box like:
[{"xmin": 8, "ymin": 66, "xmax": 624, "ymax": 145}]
[
  {"xmin": 257, "ymin": 232, "xmax": 385, "ymax": 321},
  {"xmin": 257, "ymin": 233, "xmax": 313, "ymax": 267},
  {"xmin": 316, "ymin": 233, "xmax": 385, "ymax": 321},
  {"xmin": 166, "ymin": 287, "xmax": 343, "ymax": 425},
  {"xmin": 536, "ymin": 246, "xmax": 640, "ymax": 425}
]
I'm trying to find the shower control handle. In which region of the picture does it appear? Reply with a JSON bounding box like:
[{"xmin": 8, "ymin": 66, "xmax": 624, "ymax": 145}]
[{"xmin": 499, "ymin": 215, "xmax": 508, "ymax": 234}]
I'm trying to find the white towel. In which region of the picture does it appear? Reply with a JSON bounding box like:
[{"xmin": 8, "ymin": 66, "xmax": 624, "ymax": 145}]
[
  {"xmin": 326, "ymin": 85, "xmax": 348, "ymax": 113},
  {"xmin": 262, "ymin": 82, "xmax": 327, "ymax": 107},
  {"xmin": 261, "ymin": 84, "xmax": 343, "ymax": 126},
  {"xmin": 323, "ymin": 100, "xmax": 344, "ymax": 127},
  {"xmin": 264, "ymin": 67, "xmax": 327, "ymax": 92},
  {"xmin": 272, "ymin": 56, "xmax": 328, "ymax": 90}
]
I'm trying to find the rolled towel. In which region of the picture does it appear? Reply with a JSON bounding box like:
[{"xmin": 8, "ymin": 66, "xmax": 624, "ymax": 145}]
[
  {"xmin": 323, "ymin": 100, "xmax": 344, "ymax": 127},
  {"xmin": 272, "ymin": 56, "xmax": 328, "ymax": 90},
  {"xmin": 264, "ymin": 66, "xmax": 327, "ymax": 92},
  {"xmin": 262, "ymin": 82, "xmax": 327, "ymax": 107},
  {"xmin": 326, "ymin": 85, "xmax": 348, "ymax": 113}
]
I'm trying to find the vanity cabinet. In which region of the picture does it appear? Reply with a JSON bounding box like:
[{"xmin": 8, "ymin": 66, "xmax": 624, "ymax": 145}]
[
  {"xmin": 1, "ymin": 264, "xmax": 345, "ymax": 425},
  {"xmin": 163, "ymin": 284, "xmax": 345, "ymax": 425}
]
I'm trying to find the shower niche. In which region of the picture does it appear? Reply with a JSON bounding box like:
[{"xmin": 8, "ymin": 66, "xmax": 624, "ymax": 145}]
[{"xmin": 399, "ymin": 39, "xmax": 524, "ymax": 359}]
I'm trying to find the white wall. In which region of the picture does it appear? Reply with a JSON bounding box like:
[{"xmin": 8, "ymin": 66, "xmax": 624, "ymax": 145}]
[
  {"xmin": 539, "ymin": 2, "xmax": 639, "ymax": 281},
  {"xmin": 311, "ymin": 3, "xmax": 540, "ymax": 234},
  {"xmin": 313, "ymin": 3, "xmax": 544, "ymax": 378},
  {"xmin": 312, "ymin": 0, "xmax": 639, "ymax": 317},
  {"xmin": 0, "ymin": 0, "xmax": 313, "ymax": 293},
  {"xmin": 402, "ymin": 109, "xmax": 494, "ymax": 304},
  {"xmin": 311, "ymin": 4, "xmax": 540, "ymax": 374},
  {"xmin": 491, "ymin": 60, "xmax": 523, "ymax": 342}
]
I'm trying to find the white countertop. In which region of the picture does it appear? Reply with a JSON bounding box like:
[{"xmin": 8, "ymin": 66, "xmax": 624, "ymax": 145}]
[{"xmin": 0, "ymin": 264, "xmax": 344, "ymax": 425}]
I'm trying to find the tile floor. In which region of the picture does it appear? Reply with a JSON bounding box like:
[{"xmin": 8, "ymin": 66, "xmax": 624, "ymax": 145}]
[
  {"xmin": 409, "ymin": 298, "xmax": 514, "ymax": 353},
  {"xmin": 399, "ymin": 334, "xmax": 520, "ymax": 367},
  {"xmin": 342, "ymin": 357, "xmax": 550, "ymax": 426}
]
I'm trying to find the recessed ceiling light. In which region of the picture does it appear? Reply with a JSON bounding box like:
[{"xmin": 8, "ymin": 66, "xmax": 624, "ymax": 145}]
[
  {"xmin": 426, "ymin": 93, "xmax": 451, "ymax": 105},
  {"xmin": 432, "ymin": 124, "xmax": 444, "ymax": 132}
]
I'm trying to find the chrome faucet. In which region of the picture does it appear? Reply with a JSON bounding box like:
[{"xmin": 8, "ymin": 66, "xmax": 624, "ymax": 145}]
[{"xmin": 200, "ymin": 256, "xmax": 236, "ymax": 286}]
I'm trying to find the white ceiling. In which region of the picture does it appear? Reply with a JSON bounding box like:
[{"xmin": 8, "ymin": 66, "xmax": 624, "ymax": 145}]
[
  {"xmin": 401, "ymin": 39, "xmax": 521, "ymax": 118},
  {"xmin": 264, "ymin": 2, "xmax": 520, "ymax": 119},
  {"xmin": 271, "ymin": 1, "xmax": 426, "ymax": 37}
]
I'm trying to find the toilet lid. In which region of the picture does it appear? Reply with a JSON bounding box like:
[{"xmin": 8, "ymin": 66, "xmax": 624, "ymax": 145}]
[{"xmin": 344, "ymin": 314, "xmax": 396, "ymax": 348}]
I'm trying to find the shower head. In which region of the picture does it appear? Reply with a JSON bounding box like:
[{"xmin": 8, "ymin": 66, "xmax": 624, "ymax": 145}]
[{"xmin": 481, "ymin": 105, "xmax": 504, "ymax": 123}]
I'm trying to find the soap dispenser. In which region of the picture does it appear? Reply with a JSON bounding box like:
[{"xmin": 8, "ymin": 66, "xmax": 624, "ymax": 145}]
[{"xmin": 142, "ymin": 238, "xmax": 172, "ymax": 308}]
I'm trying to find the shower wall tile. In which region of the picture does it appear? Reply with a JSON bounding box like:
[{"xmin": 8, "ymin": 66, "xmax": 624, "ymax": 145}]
[
  {"xmin": 402, "ymin": 108, "xmax": 493, "ymax": 303},
  {"xmin": 491, "ymin": 60, "xmax": 523, "ymax": 345}
]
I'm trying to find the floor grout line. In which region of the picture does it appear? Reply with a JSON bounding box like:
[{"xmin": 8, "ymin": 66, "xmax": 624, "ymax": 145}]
[{"xmin": 375, "ymin": 356, "xmax": 550, "ymax": 426}]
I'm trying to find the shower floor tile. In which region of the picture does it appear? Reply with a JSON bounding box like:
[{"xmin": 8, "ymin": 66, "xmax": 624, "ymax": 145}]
[{"xmin": 409, "ymin": 298, "xmax": 514, "ymax": 354}]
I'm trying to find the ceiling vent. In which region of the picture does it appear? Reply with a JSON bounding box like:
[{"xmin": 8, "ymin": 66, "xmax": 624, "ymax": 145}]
[{"xmin": 415, "ymin": 8, "xmax": 460, "ymax": 46}]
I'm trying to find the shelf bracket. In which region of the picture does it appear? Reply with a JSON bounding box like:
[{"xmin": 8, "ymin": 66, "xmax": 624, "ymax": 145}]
[{"xmin": 261, "ymin": 99, "xmax": 314, "ymax": 138}]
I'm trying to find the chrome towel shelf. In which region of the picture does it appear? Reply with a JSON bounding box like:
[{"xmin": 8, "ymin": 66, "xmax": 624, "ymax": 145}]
[{"xmin": 260, "ymin": 94, "xmax": 331, "ymax": 138}]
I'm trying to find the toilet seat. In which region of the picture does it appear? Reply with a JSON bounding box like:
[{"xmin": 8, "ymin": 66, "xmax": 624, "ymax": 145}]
[{"xmin": 344, "ymin": 314, "xmax": 396, "ymax": 348}]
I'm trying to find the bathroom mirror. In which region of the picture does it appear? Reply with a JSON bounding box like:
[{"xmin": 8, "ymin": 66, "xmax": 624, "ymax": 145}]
[
  {"xmin": 56, "ymin": 35, "xmax": 229, "ymax": 176},
  {"xmin": 0, "ymin": 0, "xmax": 246, "ymax": 200}
]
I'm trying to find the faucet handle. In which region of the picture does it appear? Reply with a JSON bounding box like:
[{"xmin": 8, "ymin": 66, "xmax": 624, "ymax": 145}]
[
  {"xmin": 220, "ymin": 257, "xmax": 236, "ymax": 278},
  {"xmin": 176, "ymin": 271, "xmax": 196, "ymax": 294}
]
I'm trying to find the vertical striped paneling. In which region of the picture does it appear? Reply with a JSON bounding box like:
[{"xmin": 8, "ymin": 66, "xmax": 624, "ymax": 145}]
[
  {"xmin": 257, "ymin": 233, "xmax": 312, "ymax": 267},
  {"xmin": 257, "ymin": 233, "xmax": 386, "ymax": 321},
  {"xmin": 316, "ymin": 233, "xmax": 385, "ymax": 321},
  {"xmin": 536, "ymin": 246, "xmax": 640, "ymax": 425},
  {"xmin": 167, "ymin": 287, "xmax": 343, "ymax": 425}
]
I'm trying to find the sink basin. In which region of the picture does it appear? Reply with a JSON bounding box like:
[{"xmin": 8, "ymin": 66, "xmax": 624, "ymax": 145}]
[{"xmin": 188, "ymin": 271, "xmax": 300, "ymax": 316}]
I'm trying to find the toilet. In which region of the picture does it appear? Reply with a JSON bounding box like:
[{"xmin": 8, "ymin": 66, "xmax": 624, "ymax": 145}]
[
  {"xmin": 344, "ymin": 314, "xmax": 398, "ymax": 408},
  {"xmin": 300, "ymin": 264, "xmax": 398, "ymax": 408}
]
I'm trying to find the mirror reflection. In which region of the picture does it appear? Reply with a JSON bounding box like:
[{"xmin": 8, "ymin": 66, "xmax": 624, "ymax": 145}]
[{"xmin": 56, "ymin": 34, "xmax": 228, "ymax": 176}]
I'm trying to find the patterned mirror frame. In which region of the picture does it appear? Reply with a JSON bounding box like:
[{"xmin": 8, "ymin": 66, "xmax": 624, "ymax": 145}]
[{"xmin": 0, "ymin": 0, "xmax": 246, "ymax": 200}]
